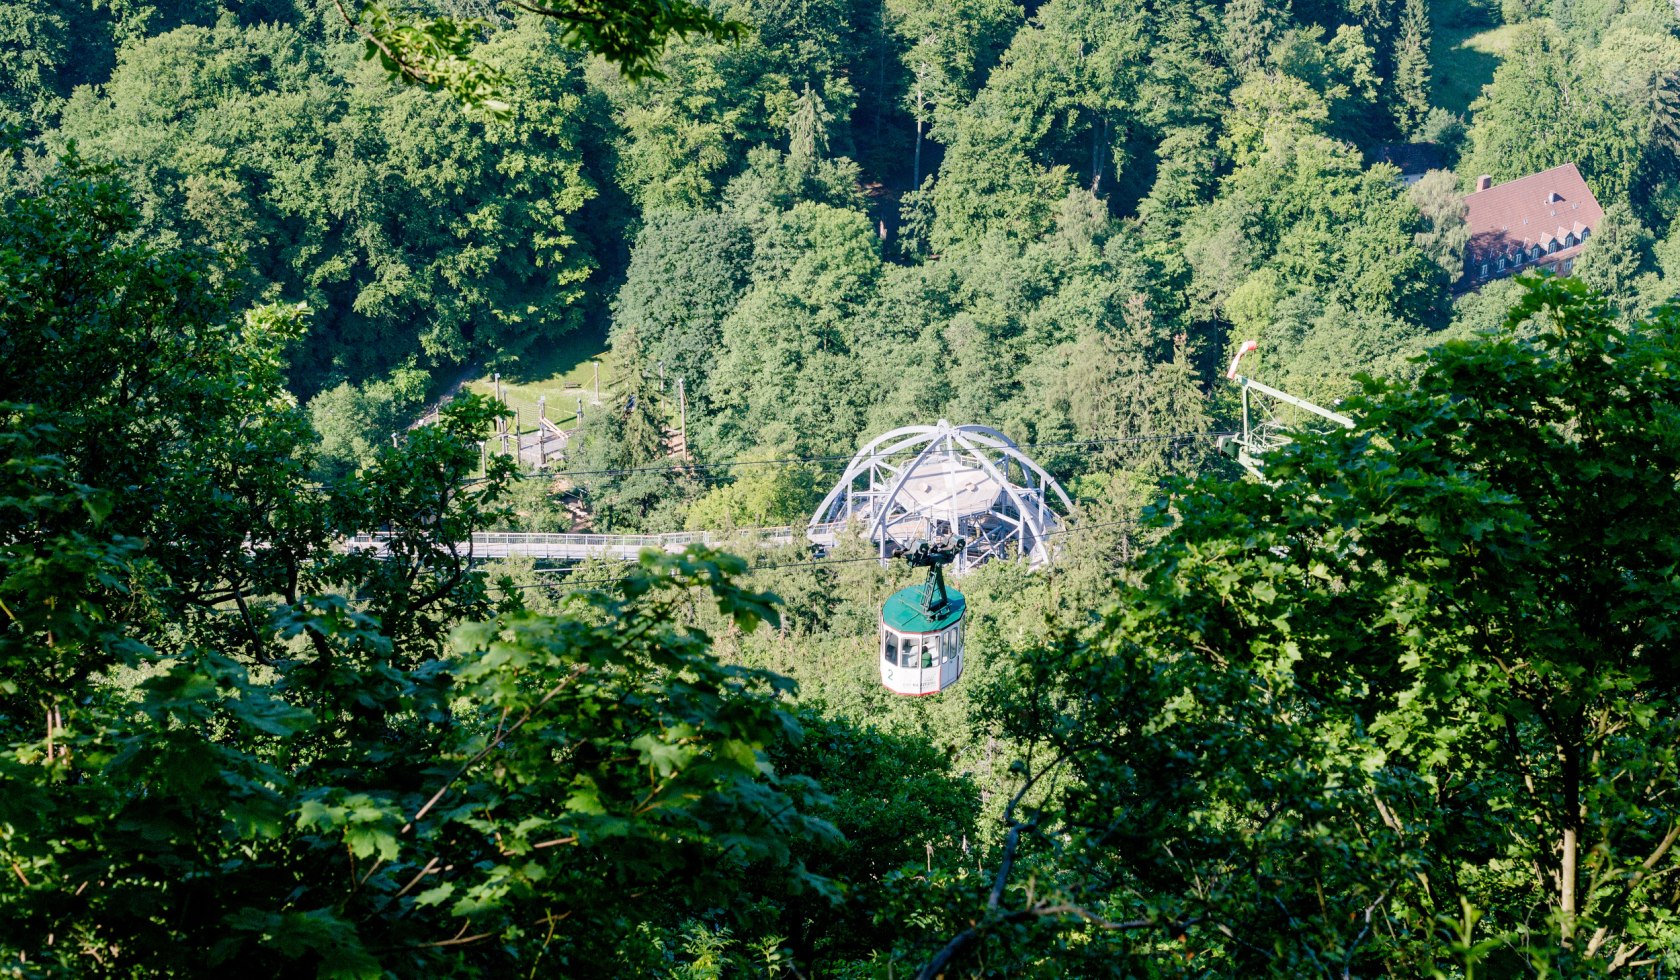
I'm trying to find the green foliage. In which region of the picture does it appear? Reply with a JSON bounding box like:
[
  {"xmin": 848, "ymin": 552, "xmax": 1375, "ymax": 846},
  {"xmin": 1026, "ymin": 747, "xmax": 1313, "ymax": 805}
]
[
  {"xmin": 308, "ymin": 365, "xmax": 432, "ymax": 477},
  {"xmin": 0, "ymin": 168, "xmax": 838, "ymax": 974},
  {"xmin": 1392, "ymin": 0, "xmax": 1431, "ymax": 134},
  {"xmin": 1462, "ymin": 20, "xmax": 1650, "ymax": 206},
  {"xmin": 595, "ymin": 31, "xmax": 789, "ymax": 212},
  {"xmin": 967, "ymin": 277, "xmax": 1680, "ymax": 975},
  {"xmin": 1408, "ymin": 168, "xmax": 1470, "ymax": 282},
  {"xmin": 355, "ymin": 0, "xmax": 746, "ymax": 112},
  {"xmin": 705, "ymin": 202, "xmax": 884, "ymax": 457},
  {"xmin": 1574, "ymin": 199, "xmax": 1653, "ymax": 315},
  {"xmin": 567, "ymin": 389, "xmax": 700, "ymax": 531},
  {"xmin": 685, "ymin": 458, "xmax": 822, "ymax": 530},
  {"xmin": 54, "ymin": 18, "xmax": 603, "ymax": 391},
  {"xmin": 15, "ymin": 0, "xmax": 1680, "ymax": 971},
  {"xmin": 356, "ymin": 2, "xmax": 511, "ymax": 114},
  {"xmin": 612, "ymin": 209, "xmax": 754, "ymax": 398}
]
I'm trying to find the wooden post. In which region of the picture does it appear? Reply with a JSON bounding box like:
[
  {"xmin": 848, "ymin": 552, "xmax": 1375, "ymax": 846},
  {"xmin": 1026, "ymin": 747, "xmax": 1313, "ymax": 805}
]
[
  {"xmin": 577, "ymin": 397, "xmax": 584, "ymax": 425},
  {"xmin": 677, "ymin": 377, "xmax": 688, "ymax": 462},
  {"xmin": 592, "ymin": 360, "xmax": 600, "ymax": 405},
  {"xmin": 478, "ymin": 441, "xmax": 486, "ymax": 476},
  {"xmin": 537, "ymin": 397, "xmax": 548, "ymax": 468}
]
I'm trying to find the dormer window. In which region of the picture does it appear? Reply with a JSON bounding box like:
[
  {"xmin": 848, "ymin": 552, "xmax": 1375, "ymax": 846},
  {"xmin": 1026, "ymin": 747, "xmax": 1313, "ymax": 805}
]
[
  {"xmin": 1580, "ymin": 227, "xmax": 1591, "ymax": 241},
  {"xmin": 1548, "ymin": 191, "xmax": 1563, "ymax": 203},
  {"xmin": 1498, "ymin": 257, "xmax": 1508, "ymax": 271},
  {"xmin": 1564, "ymin": 233, "xmax": 1577, "ymax": 247},
  {"xmin": 1480, "ymin": 263, "xmax": 1489, "ymax": 278},
  {"xmin": 1548, "ymin": 240, "xmax": 1560, "ymax": 254},
  {"xmin": 1531, "ymin": 245, "xmax": 1543, "ymax": 261}
]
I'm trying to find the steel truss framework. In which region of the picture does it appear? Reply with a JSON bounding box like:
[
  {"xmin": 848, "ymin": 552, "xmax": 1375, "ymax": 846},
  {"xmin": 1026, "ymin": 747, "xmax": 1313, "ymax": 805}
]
[
  {"xmin": 1221, "ymin": 340, "xmax": 1355, "ymax": 478},
  {"xmin": 808, "ymin": 420, "xmax": 1074, "ymax": 573}
]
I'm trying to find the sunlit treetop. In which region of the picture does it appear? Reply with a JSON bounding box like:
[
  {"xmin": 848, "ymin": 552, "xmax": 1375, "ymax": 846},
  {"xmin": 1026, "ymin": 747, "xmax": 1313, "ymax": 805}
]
[{"xmin": 341, "ymin": 0, "xmax": 746, "ymax": 113}]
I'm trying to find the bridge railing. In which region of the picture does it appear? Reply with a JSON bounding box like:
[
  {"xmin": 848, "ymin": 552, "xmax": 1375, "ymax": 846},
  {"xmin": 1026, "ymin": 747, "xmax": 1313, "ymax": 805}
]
[{"xmin": 345, "ymin": 523, "xmax": 852, "ymax": 558}]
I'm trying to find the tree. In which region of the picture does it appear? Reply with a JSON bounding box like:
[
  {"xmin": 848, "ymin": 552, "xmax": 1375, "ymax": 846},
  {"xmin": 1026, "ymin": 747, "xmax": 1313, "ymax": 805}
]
[
  {"xmin": 1220, "ymin": 72, "xmax": 1330, "ymax": 167},
  {"xmin": 1462, "ymin": 21, "xmax": 1644, "ymax": 205},
  {"xmin": 786, "ymin": 83, "xmax": 833, "ymax": 172},
  {"xmin": 884, "ymin": 0, "xmax": 1022, "ymax": 188},
  {"xmin": 684, "ymin": 458, "xmax": 823, "ymax": 530},
  {"xmin": 54, "ymin": 19, "xmax": 603, "ymax": 391},
  {"xmin": 704, "ymin": 202, "xmax": 883, "ymax": 458},
  {"xmin": 307, "ymin": 365, "xmax": 432, "ymax": 478},
  {"xmin": 566, "ymin": 387, "xmax": 696, "ymax": 531},
  {"xmin": 1221, "ymin": 0, "xmax": 1285, "ymax": 78},
  {"xmin": 596, "ymin": 31, "xmax": 786, "ymax": 213},
  {"xmin": 612, "ymin": 209, "xmax": 754, "ymax": 408},
  {"xmin": 1392, "ymin": 0, "xmax": 1430, "ymax": 134},
  {"xmin": 1574, "ymin": 199, "xmax": 1650, "ymax": 315},
  {"xmin": 0, "ymin": 158, "xmax": 837, "ymax": 976},
  {"xmin": 941, "ymin": 277, "xmax": 1680, "ymax": 975},
  {"xmin": 1655, "ymin": 215, "xmax": 1680, "ymax": 282},
  {"xmin": 339, "ymin": 0, "xmax": 746, "ymax": 114},
  {"xmin": 1407, "ymin": 167, "xmax": 1469, "ymax": 282}
]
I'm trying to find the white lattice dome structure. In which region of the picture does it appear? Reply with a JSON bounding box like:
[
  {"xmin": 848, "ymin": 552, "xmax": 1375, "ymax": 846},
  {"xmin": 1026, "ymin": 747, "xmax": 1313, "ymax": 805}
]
[{"xmin": 808, "ymin": 420, "xmax": 1072, "ymax": 572}]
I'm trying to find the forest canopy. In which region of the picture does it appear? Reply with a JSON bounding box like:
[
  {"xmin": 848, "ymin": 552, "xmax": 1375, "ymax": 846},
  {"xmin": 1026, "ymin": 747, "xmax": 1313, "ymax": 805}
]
[{"xmin": 4, "ymin": 0, "xmax": 1680, "ymax": 975}]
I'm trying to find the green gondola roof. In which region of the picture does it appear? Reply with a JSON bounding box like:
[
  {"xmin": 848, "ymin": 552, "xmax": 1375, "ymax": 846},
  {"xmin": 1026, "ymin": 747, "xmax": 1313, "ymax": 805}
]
[{"xmin": 882, "ymin": 583, "xmax": 965, "ymax": 633}]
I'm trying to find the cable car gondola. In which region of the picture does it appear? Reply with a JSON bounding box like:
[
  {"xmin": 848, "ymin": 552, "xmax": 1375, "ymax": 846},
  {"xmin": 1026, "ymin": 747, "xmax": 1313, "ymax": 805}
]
[{"xmin": 879, "ymin": 535, "xmax": 966, "ymax": 696}]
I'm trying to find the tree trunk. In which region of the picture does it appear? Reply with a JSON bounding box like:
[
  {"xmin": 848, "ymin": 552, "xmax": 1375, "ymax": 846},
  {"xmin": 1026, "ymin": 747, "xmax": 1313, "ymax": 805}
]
[
  {"xmin": 1091, "ymin": 120, "xmax": 1101, "ymax": 192},
  {"xmin": 913, "ymin": 107, "xmax": 924, "ymax": 192},
  {"xmin": 1561, "ymin": 740, "xmax": 1581, "ymax": 943},
  {"xmin": 874, "ymin": 0, "xmax": 887, "ymax": 143}
]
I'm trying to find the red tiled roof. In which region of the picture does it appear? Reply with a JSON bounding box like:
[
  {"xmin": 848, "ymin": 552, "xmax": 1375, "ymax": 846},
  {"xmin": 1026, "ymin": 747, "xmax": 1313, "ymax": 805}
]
[{"xmin": 1463, "ymin": 163, "xmax": 1604, "ymax": 279}]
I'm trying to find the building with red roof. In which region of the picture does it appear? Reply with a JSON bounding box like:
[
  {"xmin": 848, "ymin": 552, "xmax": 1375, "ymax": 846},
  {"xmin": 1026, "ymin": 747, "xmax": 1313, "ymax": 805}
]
[{"xmin": 1463, "ymin": 163, "xmax": 1604, "ymax": 287}]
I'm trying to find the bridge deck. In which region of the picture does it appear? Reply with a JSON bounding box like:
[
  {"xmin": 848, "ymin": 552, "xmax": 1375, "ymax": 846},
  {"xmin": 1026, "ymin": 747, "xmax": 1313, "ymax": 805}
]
[{"xmin": 346, "ymin": 524, "xmax": 846, "ymax": 561}]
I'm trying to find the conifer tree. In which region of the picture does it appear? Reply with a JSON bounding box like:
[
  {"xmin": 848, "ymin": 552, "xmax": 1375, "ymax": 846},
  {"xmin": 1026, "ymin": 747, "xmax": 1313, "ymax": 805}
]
[
  {"xmin": 1575, "ymin": 200, "xmax": 1649, "ymax": 315},
  {"xmin": 1392, "ymin": 0, "xmax": 1431, "ymax": 135},
  {"xmin": 1221, "ymin": 0, "xmax": 1285, "ymax": 77}
]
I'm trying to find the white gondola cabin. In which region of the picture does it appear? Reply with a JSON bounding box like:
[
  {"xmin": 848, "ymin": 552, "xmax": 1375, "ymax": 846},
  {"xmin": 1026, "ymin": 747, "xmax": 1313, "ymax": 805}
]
[{"xmin": 879, "ymin": 538, "xmax": 966, "ymax": 695}]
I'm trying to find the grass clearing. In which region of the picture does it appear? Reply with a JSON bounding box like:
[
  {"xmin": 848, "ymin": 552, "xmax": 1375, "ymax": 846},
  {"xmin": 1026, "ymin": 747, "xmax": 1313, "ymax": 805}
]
[
  {"xmin": 1432, "ymin": 0, "xmax": 1525, "ymax": 117},
  {"xmin": 463, "ymin": 323, "xmax": 613, "ymax": 433}
]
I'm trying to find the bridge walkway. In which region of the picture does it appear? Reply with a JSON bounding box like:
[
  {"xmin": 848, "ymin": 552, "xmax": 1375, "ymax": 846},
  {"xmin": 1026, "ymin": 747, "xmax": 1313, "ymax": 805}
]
[{"xmin": 346, "ymin": 523, "xmax": 847, "ymax": 562}]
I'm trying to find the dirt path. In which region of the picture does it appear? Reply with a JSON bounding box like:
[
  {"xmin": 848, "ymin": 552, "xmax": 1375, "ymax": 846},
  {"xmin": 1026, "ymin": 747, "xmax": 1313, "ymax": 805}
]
[{"xmin": 411, "ymin": 363, "xmax": 481, "ymax": 428}]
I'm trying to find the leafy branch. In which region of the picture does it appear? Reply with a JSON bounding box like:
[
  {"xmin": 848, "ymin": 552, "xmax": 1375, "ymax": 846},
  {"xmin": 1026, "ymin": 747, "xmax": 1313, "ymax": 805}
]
[{"xmin": 330, "ymin": 0, "xmax": 747, "ymax": 114}]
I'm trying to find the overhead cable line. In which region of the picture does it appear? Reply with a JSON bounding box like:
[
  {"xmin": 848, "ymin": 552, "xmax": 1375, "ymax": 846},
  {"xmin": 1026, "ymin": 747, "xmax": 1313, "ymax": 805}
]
[
  {"xmin": 486, "ymin": 517, "xmax": 1149, "ymax": 592},
  {"xmin": 483, "ymin": 430, "xmax": 1233, "ymax": 483}
]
